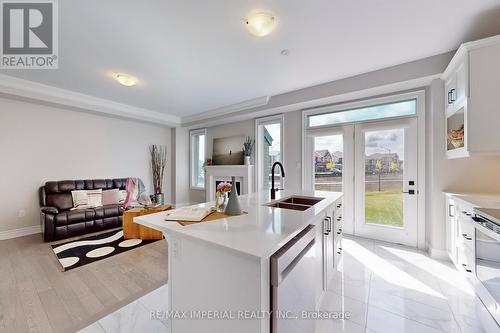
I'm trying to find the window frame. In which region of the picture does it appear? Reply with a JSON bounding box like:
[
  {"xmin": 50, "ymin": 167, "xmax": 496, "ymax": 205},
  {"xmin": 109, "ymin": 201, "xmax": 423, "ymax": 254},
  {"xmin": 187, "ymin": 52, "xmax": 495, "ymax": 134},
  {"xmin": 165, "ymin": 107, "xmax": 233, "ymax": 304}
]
[
  {"xmin": 190, "ymin": 128, "xmax": 207, "ymax": 190},
  {"xmin": 255, "ymin": 114, "xmax": 284, "ymax": 192},
  {"xmin": 304, "ymin": 91, "xmax": 420, "ymax": 130}
]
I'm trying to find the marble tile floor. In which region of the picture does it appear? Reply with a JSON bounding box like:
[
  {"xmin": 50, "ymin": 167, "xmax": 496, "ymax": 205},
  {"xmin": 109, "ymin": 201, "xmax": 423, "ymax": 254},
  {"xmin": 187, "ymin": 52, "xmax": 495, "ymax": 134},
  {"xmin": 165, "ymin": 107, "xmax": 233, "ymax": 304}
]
[{"xmin": 80, "ymin": 236, "xmax": 495, "ymax": 333}]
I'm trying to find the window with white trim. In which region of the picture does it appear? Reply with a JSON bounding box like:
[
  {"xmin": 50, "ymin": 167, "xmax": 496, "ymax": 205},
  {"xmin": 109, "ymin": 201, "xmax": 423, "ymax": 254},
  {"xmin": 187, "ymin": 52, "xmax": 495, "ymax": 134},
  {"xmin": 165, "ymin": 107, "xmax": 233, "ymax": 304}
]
[
  {"xmin": 306, "ymin": 99, "xmax": 417, "ymax": 128},
  {"xmin": 255, "ymin": 115, "xmax": 283, "ymax": 191},
  {"xmin": 190, "ymin": 129, "xmax": 206, "ymax": 189}
]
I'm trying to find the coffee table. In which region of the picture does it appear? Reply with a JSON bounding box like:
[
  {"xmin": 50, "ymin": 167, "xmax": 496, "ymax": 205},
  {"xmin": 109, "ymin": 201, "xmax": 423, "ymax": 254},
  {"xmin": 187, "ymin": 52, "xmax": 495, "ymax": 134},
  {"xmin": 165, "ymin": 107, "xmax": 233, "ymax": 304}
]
[{"xmin": 123, "ymin": 204, "xmax": 172, "ymax": 240}]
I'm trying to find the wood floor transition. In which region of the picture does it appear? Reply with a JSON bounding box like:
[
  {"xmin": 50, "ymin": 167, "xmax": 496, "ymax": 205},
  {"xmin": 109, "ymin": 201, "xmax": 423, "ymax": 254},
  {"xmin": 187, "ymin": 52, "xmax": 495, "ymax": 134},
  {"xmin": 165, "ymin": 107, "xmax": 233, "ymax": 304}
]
[{"xmin": 0, "ymin": 230, "xmax": 168, "ymax": 333}]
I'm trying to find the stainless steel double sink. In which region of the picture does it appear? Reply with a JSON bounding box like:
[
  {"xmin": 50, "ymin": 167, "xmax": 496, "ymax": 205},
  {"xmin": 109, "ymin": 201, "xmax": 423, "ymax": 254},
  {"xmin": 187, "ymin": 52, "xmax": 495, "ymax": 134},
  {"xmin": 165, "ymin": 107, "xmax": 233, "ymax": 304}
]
[{"xmin": 266, "ymin": 195, "xmax": 324, "ymax": 211}]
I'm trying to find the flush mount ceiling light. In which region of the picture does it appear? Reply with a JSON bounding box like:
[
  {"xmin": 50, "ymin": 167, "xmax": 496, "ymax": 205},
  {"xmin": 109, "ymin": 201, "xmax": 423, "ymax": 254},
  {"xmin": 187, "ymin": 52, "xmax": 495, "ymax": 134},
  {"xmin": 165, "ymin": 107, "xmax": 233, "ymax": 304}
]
[
  {"xmin": 245, "ymin": 11, "xmax": 277, "ymax": 37},
  {"xmin": 113, "ymin": 73, "xmax": 137, "ymax": 87}
]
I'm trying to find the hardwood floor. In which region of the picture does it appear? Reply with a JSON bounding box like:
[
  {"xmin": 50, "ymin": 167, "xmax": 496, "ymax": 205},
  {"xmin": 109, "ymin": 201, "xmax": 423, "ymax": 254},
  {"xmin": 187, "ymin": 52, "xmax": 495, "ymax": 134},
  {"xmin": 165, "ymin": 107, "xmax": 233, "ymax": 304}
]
[{"xmin": 0, "ymin": 231, "xmax": 168, "ymax": 333}]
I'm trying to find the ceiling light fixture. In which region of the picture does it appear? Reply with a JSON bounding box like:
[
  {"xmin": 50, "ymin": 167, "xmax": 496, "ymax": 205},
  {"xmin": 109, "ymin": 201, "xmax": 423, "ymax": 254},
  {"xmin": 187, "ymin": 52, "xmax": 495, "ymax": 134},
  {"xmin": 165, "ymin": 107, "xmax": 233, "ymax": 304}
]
[
  {"xmin": 113, "ymin": 73, "xmax": 137, "ymax": 87},
  {"xmin": 245, "ymin": 11, "xmax": 277, "ymax": 37}
]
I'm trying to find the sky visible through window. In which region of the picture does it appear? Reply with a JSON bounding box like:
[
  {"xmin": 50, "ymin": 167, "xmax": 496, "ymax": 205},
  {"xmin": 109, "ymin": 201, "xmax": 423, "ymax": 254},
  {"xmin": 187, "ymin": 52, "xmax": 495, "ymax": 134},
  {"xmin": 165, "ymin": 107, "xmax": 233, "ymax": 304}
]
[
  {"xmin": 308, "ymin": 99, "xmax": 416, "ymax": 128},
  {"xmin": 265, "ymin": 123, "xmax": 281, "ymax": 155}
]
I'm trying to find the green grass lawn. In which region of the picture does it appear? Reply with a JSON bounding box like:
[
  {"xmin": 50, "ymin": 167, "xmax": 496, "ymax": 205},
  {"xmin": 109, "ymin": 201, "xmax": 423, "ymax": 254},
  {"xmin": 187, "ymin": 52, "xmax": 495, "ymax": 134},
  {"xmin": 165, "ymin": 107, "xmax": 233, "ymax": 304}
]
[{"xmin": 365, "ymin": 190, "xmax": 403, "ymax": 227}]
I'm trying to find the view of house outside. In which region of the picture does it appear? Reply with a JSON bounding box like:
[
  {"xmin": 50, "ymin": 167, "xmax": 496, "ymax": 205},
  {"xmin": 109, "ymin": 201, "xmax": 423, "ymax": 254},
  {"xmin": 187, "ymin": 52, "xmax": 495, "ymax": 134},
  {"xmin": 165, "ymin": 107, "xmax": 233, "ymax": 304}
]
[{"xmin": 314, "ymin": 129, "xmax": 404, "ymax": 227}]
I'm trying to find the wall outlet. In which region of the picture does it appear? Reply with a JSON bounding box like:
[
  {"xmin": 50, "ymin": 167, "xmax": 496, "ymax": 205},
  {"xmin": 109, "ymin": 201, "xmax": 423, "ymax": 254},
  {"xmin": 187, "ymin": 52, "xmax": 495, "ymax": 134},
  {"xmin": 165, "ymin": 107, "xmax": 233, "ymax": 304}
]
[{"xmin": 18, "ymin": 209, "xmax": 26, "ymax": 218}]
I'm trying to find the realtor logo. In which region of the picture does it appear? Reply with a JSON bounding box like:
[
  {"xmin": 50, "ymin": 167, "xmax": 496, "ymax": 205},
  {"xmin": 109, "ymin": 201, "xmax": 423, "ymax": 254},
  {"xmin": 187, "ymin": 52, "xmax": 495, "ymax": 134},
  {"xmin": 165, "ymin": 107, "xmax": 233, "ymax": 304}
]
[{"xmin": 1, "ymin": 0, "xmax": 58, "ymax": 68}]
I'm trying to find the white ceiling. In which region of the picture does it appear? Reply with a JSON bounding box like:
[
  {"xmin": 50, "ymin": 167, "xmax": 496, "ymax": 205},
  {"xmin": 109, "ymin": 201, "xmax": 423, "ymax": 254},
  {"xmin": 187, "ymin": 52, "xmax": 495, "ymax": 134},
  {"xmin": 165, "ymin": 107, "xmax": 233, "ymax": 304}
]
[{"xmin": 2, "ymin": 0, "xmax": 500, "ymax": 118}]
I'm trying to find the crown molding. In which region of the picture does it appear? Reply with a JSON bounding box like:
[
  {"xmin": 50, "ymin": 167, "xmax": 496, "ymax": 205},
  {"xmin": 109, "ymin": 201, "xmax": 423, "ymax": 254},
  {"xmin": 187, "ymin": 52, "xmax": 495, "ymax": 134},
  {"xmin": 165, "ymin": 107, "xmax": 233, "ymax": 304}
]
[
  {"xmin": 182, "ymin": 74, "xmax": 440, "ymax": 128},
  {"xmin": 0, "ymin": 74, "xmax": 181, "ymax": 127},
  {"xmin": 181, "ymin": 96, "xmax": 269, "ymax": 124}
]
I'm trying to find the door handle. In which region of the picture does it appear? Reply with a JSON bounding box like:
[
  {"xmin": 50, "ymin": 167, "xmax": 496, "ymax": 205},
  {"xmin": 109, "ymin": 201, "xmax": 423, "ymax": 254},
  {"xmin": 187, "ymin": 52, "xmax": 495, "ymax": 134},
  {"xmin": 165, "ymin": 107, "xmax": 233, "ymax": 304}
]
[{"xmin": 402, "ymin": 190, "xmax": 416, "ymax": 195}]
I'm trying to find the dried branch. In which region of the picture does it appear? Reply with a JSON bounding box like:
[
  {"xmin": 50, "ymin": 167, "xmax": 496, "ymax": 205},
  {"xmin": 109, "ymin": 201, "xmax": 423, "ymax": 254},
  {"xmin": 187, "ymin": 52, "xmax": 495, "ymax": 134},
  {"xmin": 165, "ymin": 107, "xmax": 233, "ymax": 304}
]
[{"xmin": 150, "ymin": 145, "xmax": 167, "ymax": 194}]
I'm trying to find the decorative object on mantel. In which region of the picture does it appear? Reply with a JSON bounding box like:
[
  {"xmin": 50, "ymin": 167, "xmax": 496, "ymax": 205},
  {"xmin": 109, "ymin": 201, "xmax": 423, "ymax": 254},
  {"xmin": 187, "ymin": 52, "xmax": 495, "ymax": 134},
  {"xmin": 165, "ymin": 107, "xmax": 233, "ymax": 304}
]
[
  {"xmin": 150, "ymin": 144, "xmax": 167, "ymax": 204},
  {"xmin": 243, "ymin": 136, "xmax": 254, "ymax": 166},
  {"xmin": 213, "ymin": 135, "xmax": 246, "ymax": 165},
  {"xmin": 225, "ymin": 176, "xmax": 243, "ymax": 216},
  {"xmin": 215, "ymin": 182, "xmax": 232, "ymax": 212}
]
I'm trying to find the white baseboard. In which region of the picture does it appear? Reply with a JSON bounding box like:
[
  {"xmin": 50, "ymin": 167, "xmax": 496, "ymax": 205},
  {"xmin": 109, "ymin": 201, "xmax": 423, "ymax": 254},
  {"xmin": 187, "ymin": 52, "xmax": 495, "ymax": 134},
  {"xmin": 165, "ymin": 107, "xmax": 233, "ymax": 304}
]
[
  {"xmin": 427, "ymin": 244, "xmax": 450, "ymax": 261},
  {"xmin": 0, "ymin": 225, "xmax": 42, "ymax": 240}
]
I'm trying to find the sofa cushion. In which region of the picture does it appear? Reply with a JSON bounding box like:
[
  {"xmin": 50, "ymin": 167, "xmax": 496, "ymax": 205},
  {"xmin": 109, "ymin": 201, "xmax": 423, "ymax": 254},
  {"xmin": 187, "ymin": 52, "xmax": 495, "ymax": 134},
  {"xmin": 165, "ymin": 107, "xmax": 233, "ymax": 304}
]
[
  {"xmin": 47, "ymin": 193, "xmax": 74, "ymax": 211},
  {"xmin": 71, "ymin": 190, "xmax": 89, "ymax": 209},
  {"xmin": 102, "ymin": 189, "xmax": 120, "ymax": 205},
  {"xmin": 94, "ymin": 204, "xmax": 124, "ymax": 219},
  {"xmin": 55, "ymin": 209, "xmax": 94, "ymax": 226}
]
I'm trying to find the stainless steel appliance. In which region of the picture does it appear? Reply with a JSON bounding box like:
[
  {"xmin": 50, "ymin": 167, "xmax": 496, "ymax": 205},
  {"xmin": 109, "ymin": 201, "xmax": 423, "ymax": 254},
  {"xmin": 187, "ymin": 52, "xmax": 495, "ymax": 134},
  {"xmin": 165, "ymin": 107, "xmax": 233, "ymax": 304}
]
[
  {"xmin": 271, "ymin": 225, "xmax": 317, "ymax": 333},
  {"xmin": 473, "ymin": 208, "xmax": 500, "ymax": 326}
]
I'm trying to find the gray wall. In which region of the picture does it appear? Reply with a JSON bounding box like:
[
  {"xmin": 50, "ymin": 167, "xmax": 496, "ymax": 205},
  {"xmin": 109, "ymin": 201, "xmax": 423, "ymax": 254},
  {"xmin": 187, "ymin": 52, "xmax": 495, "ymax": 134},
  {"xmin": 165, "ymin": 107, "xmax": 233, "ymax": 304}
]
[{"xmin": 0, "ymin": 97, "xmax": 172, "ymax": 234}]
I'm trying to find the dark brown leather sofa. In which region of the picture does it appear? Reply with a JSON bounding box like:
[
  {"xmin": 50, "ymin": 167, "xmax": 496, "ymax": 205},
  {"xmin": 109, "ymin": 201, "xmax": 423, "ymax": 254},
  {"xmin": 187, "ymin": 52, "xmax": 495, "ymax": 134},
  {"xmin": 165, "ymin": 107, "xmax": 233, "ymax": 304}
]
[{"xmin": 39, "ymin": 179, "xmax": 127, "ymax": 241}]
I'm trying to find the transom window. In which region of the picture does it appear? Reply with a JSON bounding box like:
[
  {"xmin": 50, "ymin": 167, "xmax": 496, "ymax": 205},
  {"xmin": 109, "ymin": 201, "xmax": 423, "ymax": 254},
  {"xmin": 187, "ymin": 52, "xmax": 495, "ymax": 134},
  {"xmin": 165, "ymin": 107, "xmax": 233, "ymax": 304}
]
[{"xmin": 307, "ymin": 99, "xmax": 417, "ymax": 128}]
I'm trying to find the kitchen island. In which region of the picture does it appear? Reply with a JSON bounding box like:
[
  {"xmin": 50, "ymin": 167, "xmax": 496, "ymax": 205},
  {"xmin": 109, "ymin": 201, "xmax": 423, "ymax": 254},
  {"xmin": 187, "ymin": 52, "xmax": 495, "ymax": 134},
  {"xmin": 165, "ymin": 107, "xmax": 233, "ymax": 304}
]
[{"xmin": 135, "ymin": 190, "xmax": 343, "ymax": 333}]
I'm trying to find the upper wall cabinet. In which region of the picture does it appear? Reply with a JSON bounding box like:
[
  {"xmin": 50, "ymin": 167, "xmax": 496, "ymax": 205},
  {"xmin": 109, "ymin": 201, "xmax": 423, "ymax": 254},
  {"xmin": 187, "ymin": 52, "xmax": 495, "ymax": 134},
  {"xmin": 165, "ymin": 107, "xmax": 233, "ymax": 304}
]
[{"xmin": 442, "ymin": 35, "xmax": 500, "ymax": 159}]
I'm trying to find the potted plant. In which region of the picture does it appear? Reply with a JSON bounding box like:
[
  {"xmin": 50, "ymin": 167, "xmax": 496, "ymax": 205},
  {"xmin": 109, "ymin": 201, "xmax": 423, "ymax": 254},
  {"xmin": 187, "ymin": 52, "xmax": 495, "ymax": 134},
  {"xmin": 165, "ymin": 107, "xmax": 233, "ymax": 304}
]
[
  {"xmin": 243, "ymin": 136, "xmax": 254, "ymax": 165},
  {"xmin": 150, "ymin": 144, "xmax": 167, "ymax": 204}
]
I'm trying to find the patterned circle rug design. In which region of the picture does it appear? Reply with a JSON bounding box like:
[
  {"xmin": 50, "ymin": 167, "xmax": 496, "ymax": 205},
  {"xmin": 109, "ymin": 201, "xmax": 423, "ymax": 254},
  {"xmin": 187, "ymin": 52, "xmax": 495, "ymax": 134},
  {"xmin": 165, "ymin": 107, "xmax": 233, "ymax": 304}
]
[{"xmin": 51, "ymin": 229, "xmax": 159, "ymax": 271}]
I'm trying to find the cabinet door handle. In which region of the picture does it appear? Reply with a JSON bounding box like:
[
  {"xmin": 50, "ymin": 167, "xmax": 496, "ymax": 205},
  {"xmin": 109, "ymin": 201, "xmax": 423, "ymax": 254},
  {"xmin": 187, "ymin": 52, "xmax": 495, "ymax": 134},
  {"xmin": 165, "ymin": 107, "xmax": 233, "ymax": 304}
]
[
  {"xmin": 449, "ymin": 204, "xmax": 455, "ymax": 218},
  {"xmin": 450, "ymin": 89, "xmax": 456, "ymax": 102},
  {"xmin": 448, "ymin": 91, "xmax": 453, "ymax": 104},
  {"xmin": 323, "ymin": 219, "xmax": 329, "ymax": 235}
]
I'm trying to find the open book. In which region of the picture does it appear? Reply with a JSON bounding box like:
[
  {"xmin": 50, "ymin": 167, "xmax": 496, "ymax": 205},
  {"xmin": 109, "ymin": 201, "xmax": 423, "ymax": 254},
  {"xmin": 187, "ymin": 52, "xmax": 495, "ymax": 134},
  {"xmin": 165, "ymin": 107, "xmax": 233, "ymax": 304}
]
[{"xmin": 164, "ymin": 207, "xmax": 215, "ymax": 222}]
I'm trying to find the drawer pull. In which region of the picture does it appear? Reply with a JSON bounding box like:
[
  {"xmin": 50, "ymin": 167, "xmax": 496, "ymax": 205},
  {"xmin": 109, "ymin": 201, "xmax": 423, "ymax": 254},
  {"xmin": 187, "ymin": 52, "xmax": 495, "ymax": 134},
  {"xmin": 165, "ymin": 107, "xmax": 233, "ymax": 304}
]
[
  {"xmin": 462, "ymin": 263, "xmax": 472, "ymax": 273},
  {"xmin": 462, "ymin": 233, "xmax": 472, "ymax": 241}
]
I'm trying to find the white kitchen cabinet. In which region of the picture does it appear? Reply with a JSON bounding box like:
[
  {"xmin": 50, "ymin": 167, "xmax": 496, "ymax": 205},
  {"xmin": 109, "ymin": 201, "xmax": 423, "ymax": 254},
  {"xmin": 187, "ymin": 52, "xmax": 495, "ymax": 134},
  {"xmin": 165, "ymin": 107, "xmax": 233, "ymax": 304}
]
[
  {"xmin": 444, "ymin": 55, "xmax": 468, "ymax": 114},
  {"xmin": 445, "ymin": 194, "xmax": 476, "ymax": 277},
  {"xmin": 442, "ymin": 35, "xmax": 500, "ymax": 159}
]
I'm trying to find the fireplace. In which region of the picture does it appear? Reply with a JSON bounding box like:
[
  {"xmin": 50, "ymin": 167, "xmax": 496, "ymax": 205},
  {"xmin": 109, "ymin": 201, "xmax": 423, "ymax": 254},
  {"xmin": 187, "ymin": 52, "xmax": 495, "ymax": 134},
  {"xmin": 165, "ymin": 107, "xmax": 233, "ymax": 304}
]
[{"xmin": 204, "ymin": 165, "xmax": 254, "ymax": 202}]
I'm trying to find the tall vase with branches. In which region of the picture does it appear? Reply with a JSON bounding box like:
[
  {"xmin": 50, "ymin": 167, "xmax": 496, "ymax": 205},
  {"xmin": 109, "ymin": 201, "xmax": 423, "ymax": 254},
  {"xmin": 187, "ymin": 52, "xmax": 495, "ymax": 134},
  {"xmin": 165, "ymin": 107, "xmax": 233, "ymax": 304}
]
[{"xmin": 150, "ymin": 145, "xmax": 167, "ymax": 204}]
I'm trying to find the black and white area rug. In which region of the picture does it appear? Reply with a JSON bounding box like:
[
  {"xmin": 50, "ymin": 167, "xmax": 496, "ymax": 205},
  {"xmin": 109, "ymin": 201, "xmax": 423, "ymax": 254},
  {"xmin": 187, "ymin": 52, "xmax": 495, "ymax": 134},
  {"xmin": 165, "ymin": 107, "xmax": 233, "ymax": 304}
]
[{"xmin": 51, "ymin": 229, "xmax": 159, "ymax": 271}]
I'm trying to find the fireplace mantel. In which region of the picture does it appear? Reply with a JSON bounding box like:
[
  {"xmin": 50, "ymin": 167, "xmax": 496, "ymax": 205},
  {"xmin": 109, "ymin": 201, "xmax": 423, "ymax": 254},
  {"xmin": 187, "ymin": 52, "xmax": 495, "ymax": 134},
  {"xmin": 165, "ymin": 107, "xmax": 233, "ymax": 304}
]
[{"xmin": 204, "ymin": 165, "xmax": 254, "ymax": 202}]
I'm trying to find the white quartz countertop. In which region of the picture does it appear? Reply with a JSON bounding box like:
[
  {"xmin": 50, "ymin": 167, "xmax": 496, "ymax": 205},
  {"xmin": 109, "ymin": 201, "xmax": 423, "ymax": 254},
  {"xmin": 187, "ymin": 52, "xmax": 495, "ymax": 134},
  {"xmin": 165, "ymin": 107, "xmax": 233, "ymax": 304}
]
[
  {"xmin": 135, "ymin": 190, "xmax": 342, "ymax": 259},
  {"xmin": 444, "ymin": 192, "xmax": 500, "ymax": 208}
]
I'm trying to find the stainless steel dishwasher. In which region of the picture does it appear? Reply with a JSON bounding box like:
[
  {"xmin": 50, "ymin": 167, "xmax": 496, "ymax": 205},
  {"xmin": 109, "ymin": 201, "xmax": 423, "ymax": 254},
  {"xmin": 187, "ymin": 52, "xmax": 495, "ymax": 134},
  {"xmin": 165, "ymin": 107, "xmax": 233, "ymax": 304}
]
[{"xmin": 271, "ymin": 224, "xmax": 317, "ymax": 333}]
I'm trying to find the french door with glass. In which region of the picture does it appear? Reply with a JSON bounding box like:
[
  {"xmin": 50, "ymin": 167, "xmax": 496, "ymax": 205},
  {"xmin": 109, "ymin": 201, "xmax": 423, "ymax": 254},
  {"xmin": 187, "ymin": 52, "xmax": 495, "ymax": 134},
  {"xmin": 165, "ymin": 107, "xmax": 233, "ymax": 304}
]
[
  {"xmin": 354, "ymin": 118, "xmax": 418, "ymax": 246},
  {"xmin": 306, "ymin": 117, "xmax": 418, "ymax": 247}
]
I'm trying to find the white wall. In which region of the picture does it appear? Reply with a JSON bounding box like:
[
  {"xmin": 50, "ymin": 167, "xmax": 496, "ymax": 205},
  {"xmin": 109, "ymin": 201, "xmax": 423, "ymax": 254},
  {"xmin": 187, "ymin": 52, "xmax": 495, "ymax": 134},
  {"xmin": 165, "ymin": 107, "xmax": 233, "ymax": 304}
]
[
  {"xmin": 0, "ymin": 97, "xmax": 172, "ymax": 233},
  {"xmin": 426, "ymin": 79, "xmax": 500, "ymax": 253}
]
